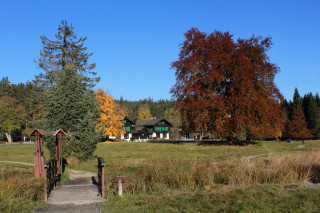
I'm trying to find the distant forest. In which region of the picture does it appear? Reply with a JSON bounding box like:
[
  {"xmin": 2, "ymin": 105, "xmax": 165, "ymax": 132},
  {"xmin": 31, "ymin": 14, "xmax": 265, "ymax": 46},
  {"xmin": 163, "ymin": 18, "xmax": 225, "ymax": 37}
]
[
  {"xmin": 1, "ymin": 75, "xmax": 320, "ymax": 141},
  {"xmin": 116, "ymin": 97, "xmax": 175, "ymax": 122},
  {"xmin": 0, "ymin": 76, "xmax": 176, "ymax": 141}
]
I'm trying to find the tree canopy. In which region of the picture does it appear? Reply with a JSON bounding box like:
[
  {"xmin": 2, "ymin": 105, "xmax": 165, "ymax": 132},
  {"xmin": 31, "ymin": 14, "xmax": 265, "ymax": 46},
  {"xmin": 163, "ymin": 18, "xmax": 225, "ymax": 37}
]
[
  {"xmin": 136, "ymin": 104, "xmax": 152, "ymax": 123},
  {"xmin": 43, "ymin": 64, "xmax": 98, "ymax": 160},
  {"xmin": 95, "ymin": 89, "xmax": 125, "ymax": 138},
  {"xmin": 0, "ymin": 96, "xmax": 27, "ymax": 142},
  {"xmin": 171, "ymin": 28, "xmax": 283, "ymax": 139},
  {"xmin": 35, "ymin": 20, "xmax": 99, "ymax": 88}
]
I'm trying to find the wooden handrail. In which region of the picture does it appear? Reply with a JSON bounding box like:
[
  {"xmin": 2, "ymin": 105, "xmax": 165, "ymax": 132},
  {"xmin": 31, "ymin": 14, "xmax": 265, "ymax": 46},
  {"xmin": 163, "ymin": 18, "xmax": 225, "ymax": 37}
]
[
  {"xmin": 97, "ymin": 157, "xmax": 105, "ymax": 197},
  {"xmin": 44, "ymin": 159, "xmax": 59, "ymax": 201}
]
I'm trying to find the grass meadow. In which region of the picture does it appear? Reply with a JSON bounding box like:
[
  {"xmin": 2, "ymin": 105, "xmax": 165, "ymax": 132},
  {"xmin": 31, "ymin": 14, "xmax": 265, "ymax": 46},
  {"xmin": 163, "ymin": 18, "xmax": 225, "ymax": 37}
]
[{"xmin": 1, "ymin": 140, "xmax": 320, "ymax": 212}]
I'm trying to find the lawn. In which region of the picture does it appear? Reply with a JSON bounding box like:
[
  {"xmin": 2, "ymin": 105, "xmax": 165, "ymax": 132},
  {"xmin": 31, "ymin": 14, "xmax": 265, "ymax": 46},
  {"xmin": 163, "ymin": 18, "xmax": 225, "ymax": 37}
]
[{"xmin": 1, "ymin": 140, "xmax": 320, "ymax": 212}]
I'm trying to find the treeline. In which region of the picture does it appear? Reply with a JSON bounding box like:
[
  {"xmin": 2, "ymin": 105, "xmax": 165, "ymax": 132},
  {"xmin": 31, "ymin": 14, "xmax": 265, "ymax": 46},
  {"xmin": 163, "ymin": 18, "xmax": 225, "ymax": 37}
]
[
  {"xmin": 0, "ymin": 77, "xmax": 43, "ymax": 141},
  {"xmin": 116, "ymin": 97, "xmax": 175, "ymax": 122},
  {"xmin": 282, "ymin": 88, "xmax": 320, "ymax": 139},
  {"xmin": 0, "ymin": 76, "xmax": 177, "ymax": 142}
]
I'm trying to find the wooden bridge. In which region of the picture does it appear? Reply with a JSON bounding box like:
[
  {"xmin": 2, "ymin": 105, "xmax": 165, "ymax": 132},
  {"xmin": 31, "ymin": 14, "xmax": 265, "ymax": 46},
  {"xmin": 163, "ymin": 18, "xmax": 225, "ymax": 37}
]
[{"xmin": 29, "ymin": 128, "xmax": 107, "ymax": 205}]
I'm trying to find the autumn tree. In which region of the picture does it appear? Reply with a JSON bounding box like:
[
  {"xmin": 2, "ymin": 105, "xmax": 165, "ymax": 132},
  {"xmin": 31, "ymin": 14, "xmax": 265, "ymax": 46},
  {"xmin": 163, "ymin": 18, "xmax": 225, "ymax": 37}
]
[
  {"xmin": 0, "ymin": 96, "xmax": 27, "ymax": 142},
  {"xmin": 95, "ymin": 89, "xmax": 125, "ymax": 138},
  {"xmin": 171, "ymin": 28, "xmax": 283, "ymax": 140},
  {"xmin": 164, "ymin": 107, "xmax": 181, "ymax": 139},
  {"xmin": 35, "ymin": 20, "xmax": 99, "ymax": 88},
  {"xmin": 286, "ymin": 109, "xmax": 313, "ymax": 139},
  {"xmin": 136, "ymin": 105, "xmax": 152, "ymax": 123}
]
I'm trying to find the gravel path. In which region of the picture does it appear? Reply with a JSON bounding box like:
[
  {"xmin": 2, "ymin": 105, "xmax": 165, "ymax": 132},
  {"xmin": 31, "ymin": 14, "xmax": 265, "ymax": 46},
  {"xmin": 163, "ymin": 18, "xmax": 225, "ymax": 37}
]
[{"xmin": 34, "ymin": 203, "xmax": 103, "ymax": 213}]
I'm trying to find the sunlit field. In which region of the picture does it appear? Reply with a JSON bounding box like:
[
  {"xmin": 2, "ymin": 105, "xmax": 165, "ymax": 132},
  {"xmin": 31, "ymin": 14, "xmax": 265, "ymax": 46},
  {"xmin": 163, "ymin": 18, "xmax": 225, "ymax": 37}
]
[{"xmin": 1, "ymin": 140, "xmax": 320, "ymax": 212}]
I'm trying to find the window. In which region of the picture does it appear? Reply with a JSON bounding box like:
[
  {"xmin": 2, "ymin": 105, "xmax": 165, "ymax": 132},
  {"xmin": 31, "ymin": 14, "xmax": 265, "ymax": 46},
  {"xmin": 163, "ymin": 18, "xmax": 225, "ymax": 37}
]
[
  {"xmin": 163, "ymin": 122, "xmax": 165, "ymax": 124},
  {"xmin": 150, "ymin": 128, "xmax": 152, "ymax": 131},
  {"xmin": 124, "ymin": 120, "xmax": 127, "ymax": 123}
]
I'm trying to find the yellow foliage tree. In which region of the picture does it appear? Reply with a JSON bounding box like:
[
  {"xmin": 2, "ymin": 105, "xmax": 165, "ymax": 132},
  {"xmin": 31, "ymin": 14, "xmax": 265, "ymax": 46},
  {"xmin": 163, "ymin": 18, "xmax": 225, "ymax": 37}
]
[
  {"xmin": 95, "ymin": 89, "xmax": 125, "ymax": 138},
  {"xmin": 136, "ymin": 104, "xmax": 152, "ymax": 123}
]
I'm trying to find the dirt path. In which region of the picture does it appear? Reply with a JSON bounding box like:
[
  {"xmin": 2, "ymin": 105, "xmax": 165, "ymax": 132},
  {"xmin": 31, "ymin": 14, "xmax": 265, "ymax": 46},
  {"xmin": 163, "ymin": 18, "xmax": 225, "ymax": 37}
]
[
  {"xmin": 0, "ymin": 161, "xmax": 105, "ymax": 212},
  {"xmin": 47, "ymin": 169, "xmax": 106, "ymax": 205},
  {"xmin": 0, "ymin": 160, "xmax": 34, "ymax": 166}
]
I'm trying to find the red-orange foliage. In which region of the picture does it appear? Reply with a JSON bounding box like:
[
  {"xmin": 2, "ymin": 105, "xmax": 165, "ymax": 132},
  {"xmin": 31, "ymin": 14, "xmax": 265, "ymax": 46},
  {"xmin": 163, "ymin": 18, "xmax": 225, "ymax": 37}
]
[
  {"xmin": 171, "ymin": 28, "xmax": 283, "ymax": 139},
  {"xmin": 287, "ymin": 109, "xmax": 313, "ymax": 139}
]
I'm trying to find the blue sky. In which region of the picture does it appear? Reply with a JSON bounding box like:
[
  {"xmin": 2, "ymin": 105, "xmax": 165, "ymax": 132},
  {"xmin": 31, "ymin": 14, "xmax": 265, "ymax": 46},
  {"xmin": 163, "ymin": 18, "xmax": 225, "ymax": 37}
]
[{"xmin": 0, "ymin": 0, "xmax": 319, "ymax": 100}]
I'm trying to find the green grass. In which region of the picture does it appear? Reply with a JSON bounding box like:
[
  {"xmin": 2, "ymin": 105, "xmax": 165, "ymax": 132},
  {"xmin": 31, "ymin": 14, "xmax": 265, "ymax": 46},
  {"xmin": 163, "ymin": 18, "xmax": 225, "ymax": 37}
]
[
  {"xmin": 103, "ymin": 185, "xmax": 320, "ymax": 212},
  {"xmin": 0, "ymin": 145, "xmax": 50, "ymax": 163},
  {"xmin": 1, "ymin": 140, "xmax": 320, "ymax": 212}
]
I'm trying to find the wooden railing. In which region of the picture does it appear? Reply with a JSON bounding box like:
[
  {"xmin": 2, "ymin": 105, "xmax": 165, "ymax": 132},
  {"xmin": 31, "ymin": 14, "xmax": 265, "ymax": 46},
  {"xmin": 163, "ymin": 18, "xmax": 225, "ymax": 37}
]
[
  {"xmin": 97, "ymin": 157, "xmax": 105, "ymax": 197},
  {"xmin": 44, "ymin": 159, "xmax": 59, "ymax": 201}
]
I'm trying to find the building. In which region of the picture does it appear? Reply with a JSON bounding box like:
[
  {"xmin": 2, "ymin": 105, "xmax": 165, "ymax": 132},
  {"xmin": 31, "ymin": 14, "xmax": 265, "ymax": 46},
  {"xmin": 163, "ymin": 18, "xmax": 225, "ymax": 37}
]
[{"xmin": 121, "ymin": 117, "xmax": 172, "ymax": 141}]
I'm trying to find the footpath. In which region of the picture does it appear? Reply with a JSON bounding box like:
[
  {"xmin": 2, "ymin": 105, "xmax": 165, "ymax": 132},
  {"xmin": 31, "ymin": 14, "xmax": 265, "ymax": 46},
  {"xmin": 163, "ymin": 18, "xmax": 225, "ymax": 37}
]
[
  {"xmin": 35, "ymin": 169, "xmax": 106, "ymax": 213},
  {"xmin": 0, "ymin": 161, "xmax": 105, "ymax": 213}
]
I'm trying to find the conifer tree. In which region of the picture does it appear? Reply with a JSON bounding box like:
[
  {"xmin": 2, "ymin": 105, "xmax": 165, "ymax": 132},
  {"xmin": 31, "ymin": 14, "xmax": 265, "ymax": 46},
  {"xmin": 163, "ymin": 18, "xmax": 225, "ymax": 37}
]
[
  {"xmin": 302, "ymin": 93, "xmax": 318, "ymax": 134},
  {"xmin": 292, "ymin": 88, "xmax": 302, "ymax": 111},
  {"xmin": 43, "ymin": 64, "xmax": 98, "ymax": 161},
  {"xmin": 35, "ymin": 20, "xmax": 99, "ymax": 88},
  {"xmin": 315, "ymin": 93, "xmax": 320, "ymax": 107},
  {"xmin": 0, "ymin": 77, "xmax": 13, "ymax": 97}
]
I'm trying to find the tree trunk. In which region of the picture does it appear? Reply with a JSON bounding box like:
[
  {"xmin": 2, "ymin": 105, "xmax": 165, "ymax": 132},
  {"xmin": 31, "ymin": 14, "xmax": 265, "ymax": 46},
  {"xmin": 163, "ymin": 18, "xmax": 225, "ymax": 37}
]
[{"xmin": 5, "ymin": 132, "xmax": 12, "ymax": 142}]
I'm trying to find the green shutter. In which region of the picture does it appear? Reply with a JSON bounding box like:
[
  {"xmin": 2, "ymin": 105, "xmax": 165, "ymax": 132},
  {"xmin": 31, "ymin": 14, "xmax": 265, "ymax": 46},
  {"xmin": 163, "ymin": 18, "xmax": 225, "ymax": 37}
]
[
  {"xmin": 166, "ymin": 127, "xmax": 168, "ymax": 131},
  {"xmin": 155, "ymin": 127, "xmax": 157, "ymax": 131},
  {"xmin": 163, "ymin": 122, "xmax": 165, "ymax": 124},
  {"xmin": 124, "ymin": 120, "xmax": 127, "ymax": 123},
  {"xmin": 128, "ymin": 126, "xmax": 130, "ymax": 130}
]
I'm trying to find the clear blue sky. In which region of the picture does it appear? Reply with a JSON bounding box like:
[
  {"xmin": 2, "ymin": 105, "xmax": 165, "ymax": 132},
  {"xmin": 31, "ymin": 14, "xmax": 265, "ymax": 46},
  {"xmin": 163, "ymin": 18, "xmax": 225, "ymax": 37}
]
[{"xmin": 1, "ymin": 0, "xmax": 319, "ymax": 101}]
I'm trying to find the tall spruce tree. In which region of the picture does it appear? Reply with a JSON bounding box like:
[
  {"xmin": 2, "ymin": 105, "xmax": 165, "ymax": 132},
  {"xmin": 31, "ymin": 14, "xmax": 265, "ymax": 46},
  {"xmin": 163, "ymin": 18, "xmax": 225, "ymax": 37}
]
[
  {"xmin": 292, "ymin": 88, "xmax": 302, "ymax": 111},
  {"xmin": 315, "ymin": 93, "xmax": 320, "ymax": 107},
  {"xmin": 43, "ymin": 64, "xmax": 98, "ymax": 161},
  {"xmin": 35, "ymin": 20, "xmax": 99, "ymax": 88},
  {"xmin": 302, "ymin": 93, "xmax": 318, "ymax": 134}
]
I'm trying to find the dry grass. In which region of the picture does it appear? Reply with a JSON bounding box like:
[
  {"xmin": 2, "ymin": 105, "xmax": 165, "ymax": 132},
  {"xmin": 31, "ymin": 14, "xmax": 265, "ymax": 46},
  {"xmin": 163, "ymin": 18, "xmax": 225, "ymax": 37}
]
[
  {"xmin": 111, "ymin": 151, "xmax": 320, "ymax": 194},
  {"xmin": 0, "ymin": 165, "xmax": 44, "ymax": 211}
]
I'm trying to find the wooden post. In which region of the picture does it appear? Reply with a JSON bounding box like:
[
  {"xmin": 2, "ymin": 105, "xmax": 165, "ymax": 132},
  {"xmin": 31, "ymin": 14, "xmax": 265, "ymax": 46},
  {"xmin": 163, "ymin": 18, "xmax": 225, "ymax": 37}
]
[
  {"xmin": 44, "ymin": 164, "xmax": 48, "ymax": 202},
  {"xmin": 112, "ymin": 176, "xmax": 127, "ymax": 196},
  {"xmin": 52, "ymin": 129, "xmax": 66, "ymax": 174},
  {"xmin": 101, "ymin": 166, "xmax": 105, "ymax": 197},
  {"xmin": 30, "ymin": 129, "xmax": 47, "ymax": 179},
  {"xmin": 118, "ymin": 179, "xmax": 123, "ymax": 196},
  {"xmin": 97, "ymin": 157, "xmax": 106, "ymax": 197}
]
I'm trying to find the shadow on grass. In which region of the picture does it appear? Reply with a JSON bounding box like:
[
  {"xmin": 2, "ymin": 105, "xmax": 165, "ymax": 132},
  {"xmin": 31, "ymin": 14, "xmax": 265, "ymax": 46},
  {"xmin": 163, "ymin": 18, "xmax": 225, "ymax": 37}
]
[
  {"xmin": 148, "ymin": 140, "xmax": 199, "ymax": 145},
  {"xmin": 197, "ymin": 140, "xmax": 258, "ymax": 146},
  {"xmin": 148, "ymin": 140, "xmax": 258, "ymax": 146}
]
